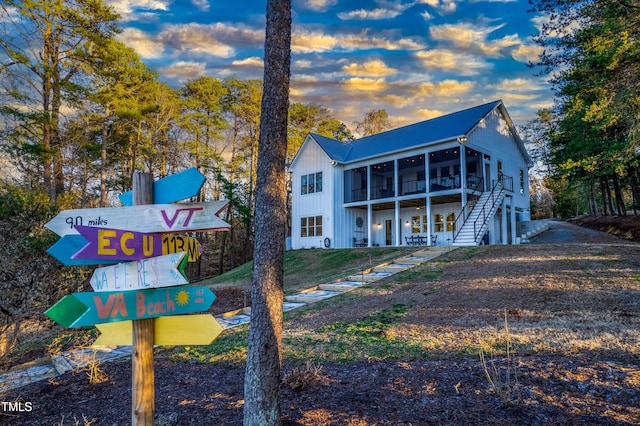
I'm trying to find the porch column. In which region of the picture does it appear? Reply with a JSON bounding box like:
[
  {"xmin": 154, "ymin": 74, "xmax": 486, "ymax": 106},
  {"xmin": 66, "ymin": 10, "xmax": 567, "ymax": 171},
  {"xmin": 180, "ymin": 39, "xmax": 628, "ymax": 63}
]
[
  {"xmin": 367, "ymin": 203, "xmax": 373, "ymax": 247},
  {"xmin": 426, "ymin": 195, "xmax": 433, "ymax": 245},
  {"xmin": 510, "ymin": 197, "xmax": 517, "ymax": 244},
  {"xmin": 501, "ymin": 196, "xmax": 508, "ymax": 245},
  {"xmin": 460, "ymin": 145, "xmax": 467, "ymax": 212},
  {"xmin": 394, "ymin": 199, "xmax": 400, "ymax": 246}
]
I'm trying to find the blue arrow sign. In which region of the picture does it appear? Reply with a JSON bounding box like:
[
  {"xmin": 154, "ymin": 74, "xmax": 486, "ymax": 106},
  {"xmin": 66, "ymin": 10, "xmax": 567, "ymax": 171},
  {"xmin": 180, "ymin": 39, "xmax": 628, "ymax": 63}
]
[
  {"xmin": 47, "ymin": 235, "xmax": 119, "ymax": 266},
  {"xmin": 45, "ymin": 286, "xmax": 216, "ymax": 328},
  {"xmin": 119, "ymin": 168, "xmax": 206, "ymax": 206}
]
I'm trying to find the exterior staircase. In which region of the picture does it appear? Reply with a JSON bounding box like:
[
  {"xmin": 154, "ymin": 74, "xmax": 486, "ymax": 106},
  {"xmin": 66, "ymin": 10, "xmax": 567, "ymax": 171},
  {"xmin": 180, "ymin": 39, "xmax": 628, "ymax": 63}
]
[{"xmin": 453, "ymin": 185, "xmax": 505, "ymax": 246}]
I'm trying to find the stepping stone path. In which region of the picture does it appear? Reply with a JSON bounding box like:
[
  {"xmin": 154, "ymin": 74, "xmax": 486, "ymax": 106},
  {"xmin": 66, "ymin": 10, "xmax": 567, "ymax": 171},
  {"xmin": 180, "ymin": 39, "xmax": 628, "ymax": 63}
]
[{"xmin": 0, "ymin": 247, "xmax": 450, "ymax": 393}]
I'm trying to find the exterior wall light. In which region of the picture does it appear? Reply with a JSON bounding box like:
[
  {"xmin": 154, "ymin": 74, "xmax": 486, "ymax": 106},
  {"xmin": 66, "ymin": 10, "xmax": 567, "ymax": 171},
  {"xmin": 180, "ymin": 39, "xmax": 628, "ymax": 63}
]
[{"xmin": 457, "ymin": 135, "xmax": 468, "ymax": 144}]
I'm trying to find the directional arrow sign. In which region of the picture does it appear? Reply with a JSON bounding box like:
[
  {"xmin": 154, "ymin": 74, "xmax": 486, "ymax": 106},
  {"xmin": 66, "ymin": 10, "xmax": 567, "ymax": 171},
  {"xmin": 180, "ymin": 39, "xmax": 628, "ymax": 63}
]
[
  {"xmin": 73, "ymin": 226, "xmax": 166, "ymax": 261},
  {"xmin": 119, "ymin": 168, "xmax": 206, "ymax": 207},
  {"xmin": 47, "ymin": 235, "xmax": 119, "ymax": 266},
  {"xmin": 162, "ymin": 235, "xmax": 202, "ymax": 262},
  {"xmin": 45, "ymin": 286, "xmax": 215, "ymax": 328},
  {"xmin": 45, "ymin": 200, "xmax": 229, "ymax": 237},
  {"xmin": 90, "ymin": 252, "xmax": 188, "ymax": 292},
  {"xmin": 93, "ymin": 314, "xmax": 223, "ymax": 346},
  {"xmin": 48, "ymin": 234, "xmax": 201, "ymax": 266},
  {"xmin": 72, "ymin": 227, "xmax": 203, "ymax": 262}
]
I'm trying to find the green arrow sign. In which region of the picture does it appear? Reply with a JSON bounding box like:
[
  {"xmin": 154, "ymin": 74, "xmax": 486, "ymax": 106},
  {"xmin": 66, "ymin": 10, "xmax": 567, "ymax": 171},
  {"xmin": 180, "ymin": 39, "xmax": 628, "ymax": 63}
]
[{"xmin": 45, "ymin": 286, "xmax": 215, "ymax": 328}]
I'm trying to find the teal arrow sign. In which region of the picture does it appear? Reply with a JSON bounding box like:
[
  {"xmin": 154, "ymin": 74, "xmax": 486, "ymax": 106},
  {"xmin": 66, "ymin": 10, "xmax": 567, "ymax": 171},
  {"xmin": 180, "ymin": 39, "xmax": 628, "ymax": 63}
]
[
  {"xmin": 45, "ymin": 286, "xmax": 215, "ymax": 328},
  {"xmin": 119, "ymin": 168, "xmax": 206, "ymax": 206}
]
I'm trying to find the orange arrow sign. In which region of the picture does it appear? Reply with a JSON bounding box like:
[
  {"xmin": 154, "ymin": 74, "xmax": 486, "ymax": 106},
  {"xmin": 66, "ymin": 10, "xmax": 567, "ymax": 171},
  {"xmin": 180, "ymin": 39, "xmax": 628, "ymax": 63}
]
[{"xmin": 93, "ymin": 314, "xmax": 223, "ymax": 346}]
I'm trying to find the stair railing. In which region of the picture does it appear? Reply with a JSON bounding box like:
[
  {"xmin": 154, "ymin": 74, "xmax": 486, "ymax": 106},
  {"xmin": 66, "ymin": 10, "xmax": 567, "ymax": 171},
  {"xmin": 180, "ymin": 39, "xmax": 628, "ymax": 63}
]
[
  {"xmin": 471, "ymin": 174, "xmax": 512, "ymax": 242},
  {"xmin": 452, "ymin": 176, "xmax": 484, "ymax": 241}
]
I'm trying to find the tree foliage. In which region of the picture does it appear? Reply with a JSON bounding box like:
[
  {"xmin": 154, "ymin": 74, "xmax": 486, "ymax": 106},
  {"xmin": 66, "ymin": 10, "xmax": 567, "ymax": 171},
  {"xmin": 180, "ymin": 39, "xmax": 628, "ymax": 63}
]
[
  {"xmin": 0, "ymin": 0, "xmax": 120, "ymax": 201},
  {"xmin": 528, "ymin": 0, "xmax": 640, "ymax": 216},
  {"xmin": 354, "ymin": 108, "xmax": 392, "ymax": 137}
]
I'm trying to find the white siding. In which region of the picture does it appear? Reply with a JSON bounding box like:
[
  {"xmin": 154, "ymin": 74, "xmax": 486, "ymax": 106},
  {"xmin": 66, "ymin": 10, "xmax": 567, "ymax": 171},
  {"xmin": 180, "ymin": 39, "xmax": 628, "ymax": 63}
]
[
  {"xmin": 290, "ymin": 139, "xmax": 335, "ymax": 249},
  {"xmin": 467, "ymin": 109, "xmax": 530, "ymax": 214},
  {"xmin": 289, "ymin": 104, "xmax": 532, "ymax": 249}
]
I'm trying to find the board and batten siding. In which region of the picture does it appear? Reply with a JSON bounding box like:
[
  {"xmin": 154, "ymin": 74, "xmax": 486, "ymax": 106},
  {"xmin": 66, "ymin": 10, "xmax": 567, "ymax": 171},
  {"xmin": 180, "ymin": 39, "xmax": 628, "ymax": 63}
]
[
  {"xmin": 290, "ymin": 138, "xmax": 335, "ymax": 249},
  {"xmin": 467, "ymin": 108, "xmax": 530, "ymax": 216}
]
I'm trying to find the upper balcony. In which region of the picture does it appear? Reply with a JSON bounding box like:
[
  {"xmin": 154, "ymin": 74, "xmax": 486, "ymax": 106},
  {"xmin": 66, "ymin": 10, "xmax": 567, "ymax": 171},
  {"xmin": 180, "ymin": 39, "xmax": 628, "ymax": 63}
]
[{"xmin": 344, "ymin": 147, "xmax": 486, "ymax": 204}]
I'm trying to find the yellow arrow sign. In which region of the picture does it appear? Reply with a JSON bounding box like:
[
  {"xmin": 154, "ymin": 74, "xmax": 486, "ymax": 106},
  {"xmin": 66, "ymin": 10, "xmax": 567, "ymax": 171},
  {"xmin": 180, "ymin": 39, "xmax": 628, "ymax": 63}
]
[
  {"xmin": 162, "ymin": 235, "xmax": 202, "ymax": 262},
  {"xmin": 93, "ymin": 314, "xmax": 223, "ymax": 346}
]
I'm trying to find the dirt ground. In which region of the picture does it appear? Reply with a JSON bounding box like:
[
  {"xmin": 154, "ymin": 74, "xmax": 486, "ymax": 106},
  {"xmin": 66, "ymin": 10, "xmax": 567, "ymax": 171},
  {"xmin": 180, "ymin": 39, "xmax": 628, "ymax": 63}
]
[{"xmin": 3, "ymin": 218, "xmax": 640, "ymax": 425}]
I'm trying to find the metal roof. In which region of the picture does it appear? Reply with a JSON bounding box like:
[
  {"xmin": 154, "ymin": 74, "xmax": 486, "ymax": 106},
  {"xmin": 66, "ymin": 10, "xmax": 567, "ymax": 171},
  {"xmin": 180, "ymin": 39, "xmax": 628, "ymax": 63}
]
[{"xmin": 311, "ymin": 100, "xmax": 504, "ymax": 164}]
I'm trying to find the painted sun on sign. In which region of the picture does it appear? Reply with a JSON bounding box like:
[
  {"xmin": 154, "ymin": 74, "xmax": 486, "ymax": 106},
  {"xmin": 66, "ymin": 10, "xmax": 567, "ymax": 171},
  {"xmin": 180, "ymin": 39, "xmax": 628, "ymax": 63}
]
[{"xmin": 175, "ymin": 290, "xmax": 190, "ymax": 306}]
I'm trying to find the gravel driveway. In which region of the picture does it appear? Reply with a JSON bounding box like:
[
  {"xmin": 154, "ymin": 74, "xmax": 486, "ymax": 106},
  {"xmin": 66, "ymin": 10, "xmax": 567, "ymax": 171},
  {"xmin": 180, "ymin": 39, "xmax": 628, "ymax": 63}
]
[{"xmin": 529, "ymin": 219, "xmax": 640, "ymax": 244}]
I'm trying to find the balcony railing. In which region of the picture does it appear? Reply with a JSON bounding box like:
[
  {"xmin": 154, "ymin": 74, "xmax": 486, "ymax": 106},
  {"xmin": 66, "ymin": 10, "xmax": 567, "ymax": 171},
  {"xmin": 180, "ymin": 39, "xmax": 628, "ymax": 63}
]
[
  {"xmin": 370, "ymin": 185, "xmax": 394, "ymax": 200},
  {"xmin": 399, "ymin": 179, "xmax": 426, "ymax": 196},
  {"xmin": 429, "ymin": 175, "xmax": 460, "ymax": 191},
  {"xmin": 345, "ymin": 188, "xmax": 367, "ymax": 203}
]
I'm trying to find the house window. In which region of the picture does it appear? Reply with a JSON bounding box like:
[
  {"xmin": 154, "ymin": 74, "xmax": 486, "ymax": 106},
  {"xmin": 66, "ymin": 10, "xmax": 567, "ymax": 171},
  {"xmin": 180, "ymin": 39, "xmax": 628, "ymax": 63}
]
[
  {"xmin": 434, "ymin": 214, "xmax": 444, "ymax": 232},
  {"xmin": 301, "ymin": 172, "xmax": 322, "ymax": 195},
  {"xmin": 446, "ymin": 213, "xmax": 456, "ymax": 231},
  {"xmin": 411, "ymin": 216, "xmax": 421, "ymax": 233},
  {"xmin": 411, "ymin": 215, "xmax": 428, "ymax": 233},
  {"xmin": 301, "ymin": 215, "xmax": 322, "ymax": 237}
]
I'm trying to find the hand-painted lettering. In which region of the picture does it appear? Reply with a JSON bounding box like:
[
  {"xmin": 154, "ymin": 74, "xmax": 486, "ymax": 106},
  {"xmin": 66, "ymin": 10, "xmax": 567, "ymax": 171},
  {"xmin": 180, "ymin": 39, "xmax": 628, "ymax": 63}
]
[
  {"xmin": 135, "ymin": 290, "xmax": 176, "ymax": 317},
  {"xmin": 120, "ymin": 232, "xmax": 134, "ymax": 256},
  {"xmin": 97, "ymin": 229, "xmax": 117, "ymax": 255},
  {"xmin": 142, "ymin": 234, "xmax": 155, "ymax": 257},
  {"xmin": 94, "ymin": 293, "xmax": 128, "ymax": 319},
  {"xmin": 160, "ymin": 207, "xmax": 204, "ymax": 229}
]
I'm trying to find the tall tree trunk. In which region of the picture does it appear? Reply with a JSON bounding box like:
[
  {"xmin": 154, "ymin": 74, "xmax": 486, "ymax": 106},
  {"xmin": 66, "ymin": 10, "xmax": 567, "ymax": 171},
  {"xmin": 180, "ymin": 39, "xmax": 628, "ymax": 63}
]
[
  {"xmin": 629, "ymin": 166, "xmax": 640, "ymax": 215},
  {"xmin": 589, "ymin": 178, "xmax": 598, "ymax": 216},
  {"xmin": 52, "ymin": 83, "xmax": 65, "ymax": 197},
  {"xmin": 599, "ymin": 176, "xmax": 612, "ymax": 215},
  {"xmin": 242, "ymin": 0, "xmax": 291, "ymax": 424},
  {"xmin": 100, "ymin": 115, "xmax": 109, "ymax": 207},
  {"xmin": 612, "ymin": 173, "xmax": 626, "ymax": 216}
]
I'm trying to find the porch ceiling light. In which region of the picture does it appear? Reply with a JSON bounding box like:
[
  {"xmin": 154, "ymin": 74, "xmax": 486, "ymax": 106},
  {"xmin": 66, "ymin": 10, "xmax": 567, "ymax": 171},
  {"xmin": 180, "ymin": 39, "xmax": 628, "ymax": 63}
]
[{"xmin": 457, "ymin": 135, "xmax": 468, "ymax": 144}]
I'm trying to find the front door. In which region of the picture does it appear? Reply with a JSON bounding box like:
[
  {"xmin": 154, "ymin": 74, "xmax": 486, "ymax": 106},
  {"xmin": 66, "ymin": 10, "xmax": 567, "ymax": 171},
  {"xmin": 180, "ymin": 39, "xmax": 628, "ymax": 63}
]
[{"xmin": 385, "ymin": 219, "xmax": 392, "ymax": 246}]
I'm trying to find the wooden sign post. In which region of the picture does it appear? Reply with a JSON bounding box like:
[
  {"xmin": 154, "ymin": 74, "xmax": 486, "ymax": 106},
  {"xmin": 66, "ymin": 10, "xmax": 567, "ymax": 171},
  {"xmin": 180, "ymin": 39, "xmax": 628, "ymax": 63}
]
[
  {"xmin": 132, "ymin": 173, "xmax": 154, "ymax": 426},
  {"xmin": 43, "ymin": 169, "xmax": 229, "ymax": 425}
]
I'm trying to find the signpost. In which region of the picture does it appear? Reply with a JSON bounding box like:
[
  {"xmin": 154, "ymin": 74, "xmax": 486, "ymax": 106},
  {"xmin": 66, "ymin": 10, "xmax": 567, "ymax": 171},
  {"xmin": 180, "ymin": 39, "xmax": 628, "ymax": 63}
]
[
  {"xmin": 45, "ymin": 200, "xmax": 229, "ymax": 237},
  {"xmin": 45, "ymin": 286, "xmax": 215, "ymax": 327},
  {"xmin": 93, "ymin": 314, "xmax": 223, "ymax": 346},
  {"xmin": 48, "ymin": 234, "xmax": 201, "ymax": 266},
  {"xmin": 43, "ymin": 169, "xmax": 230, "ymax": 426},
  {"xmin": 89, "ymin": 252, "xmax": 189, "ymax": 292},
  {"xmin": 119, "ymin": 168, "xmax": 206, "ymax": 207}
]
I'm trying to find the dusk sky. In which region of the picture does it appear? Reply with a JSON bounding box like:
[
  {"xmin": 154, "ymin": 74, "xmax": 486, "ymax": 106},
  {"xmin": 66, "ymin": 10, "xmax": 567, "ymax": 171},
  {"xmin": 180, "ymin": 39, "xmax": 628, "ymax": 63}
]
[{"xmin": 110, "ymin": 0, "xmax": 552, "ymax": 134}]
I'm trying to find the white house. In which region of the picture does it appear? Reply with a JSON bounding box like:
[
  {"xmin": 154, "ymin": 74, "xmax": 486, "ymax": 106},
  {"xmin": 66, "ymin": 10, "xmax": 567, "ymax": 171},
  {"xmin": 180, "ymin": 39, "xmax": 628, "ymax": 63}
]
[{"xmin": 289, "ymin": 100, "xmax": 533, "ymax": 249}]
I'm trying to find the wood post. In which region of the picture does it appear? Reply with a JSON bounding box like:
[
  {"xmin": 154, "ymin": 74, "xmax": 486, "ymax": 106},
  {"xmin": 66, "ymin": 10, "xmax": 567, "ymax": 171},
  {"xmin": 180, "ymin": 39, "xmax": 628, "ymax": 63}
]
[{"xmin": 132, "ymin": 173, "xmax": 155, "ymax": 425}]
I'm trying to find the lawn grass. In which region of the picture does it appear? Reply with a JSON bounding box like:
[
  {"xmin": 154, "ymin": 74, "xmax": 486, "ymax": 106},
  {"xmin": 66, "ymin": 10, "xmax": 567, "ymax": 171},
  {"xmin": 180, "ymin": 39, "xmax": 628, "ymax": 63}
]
[{"xmin": 199, "ymin": 247, "xmax": 417, "ymax": 293}]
